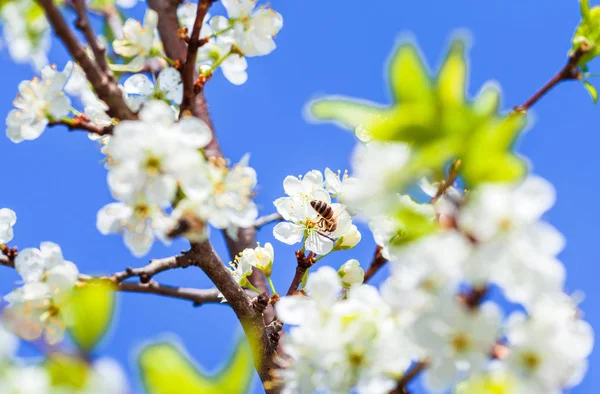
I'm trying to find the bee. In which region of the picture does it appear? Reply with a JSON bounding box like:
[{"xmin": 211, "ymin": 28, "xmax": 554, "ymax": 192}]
[{"xmin": 310, "ymin": 200, "xmax": 338, "ymax": 233}]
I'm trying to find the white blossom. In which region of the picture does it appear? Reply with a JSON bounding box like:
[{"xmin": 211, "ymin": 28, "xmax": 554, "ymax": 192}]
[
  {"xmin": 219, "ymin": 0, "xmax": 283, "ymax": 57},
  {"xmin": 113, "ymin": 10, "xmax": 159, "ymax": 70},
  {"xmin": 412, "ymin": 298, "xmax": 502, "ymax": 392},
  {"xmin": 3, "ymin": 242, "xmax": 78, "ymax": 345},
  {"xmin": 503, "ymin": 293, "xmax": 593, "ymax": 393},
  {"xmin": 273, "ymin": 169, "xmax": 359, "ymax": 255},
  {"xmin": 241, "ymin": 242, "xmax": 274, "ymax": 276},
  {"xmin": 338, "ymin": 259, "xmax": 364, "ymax": 288},
  {"xmin": 6, "ymin": 64, "xmax": 71, "ymax": 143},
  {"xmin": 0, "ymin": 208, "xmax": 16, "ymax": 244},
  {"xmin": 97, "ymin": 201, "xmax": 173, "ymax": 257},
  {"xmin": 177, "ymin": 3, "xmax": 212, "ymax": 38},
  {"xmin": 106, "ymin": 100, "xmax": 212, "ymax": 206},
  {"xmin": 276, "ymin": 267, "xmax": 412, "ymax": 394},
  {"xmin": 197, "ymin": 40, "xmax": 248, "ymax": 85},
  {"xmin": 123, "ymin": 67, "xmax": 183, "ymax": 111},
  {"xmin": 344, "ymin": 142, "xmax": 412, "ymax": 216},
  {"xmin": 0, "ymin": 0, "xmax": 50, "ymax": 70},
  {"xmin": 229, "ymin": 251, "xmax": 254, "ymax": 287}
]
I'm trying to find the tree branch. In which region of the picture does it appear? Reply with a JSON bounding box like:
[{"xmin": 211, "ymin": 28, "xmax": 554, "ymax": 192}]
[
  {"xmin": 515, "ymin": 45, "xmax": 589, "ymax": 112},
  {"xmin": 255, "ymin": 213, "xmax": 283, "ymax": 229},
  {"xmin": 286, "ymin": 251, "xmax": 315, "ymax": 296},
  {"xmin": 180, "ymin": 0, "xmax": 215, "ymax": 113},
  {"xmin": 36, "ymin": 0, "xmax": 134, "ymax": 121},
  {"xmin": 117, "ymin": 281, "xmax": 223, "ymax": 306},
  {"xmin": 363, "ymin": 245, "xmax": 387, "ymax": 283},
  {"xmin": 188, "ymin": 240, "xmax": 280, "ymax": 394},
  {"xmin": 48, "ymin": 118, "xmax": 113, "ymax": 136},
  {"xmin": 111, "ymin": 253, "xmax": 198, "ymax": 283},
  {"xmin": 71, "ymin": 0, "xmax": 112, "ymax": 77},
  {"xmin": 388, "ymin": 361, "xmax": 429, "ymax": 394}
]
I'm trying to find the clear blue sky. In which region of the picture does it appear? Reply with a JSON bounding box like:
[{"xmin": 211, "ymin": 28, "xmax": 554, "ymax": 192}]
[{"xmin": 0, "ymin": 1, "xmax": 598, "ymax": 393}]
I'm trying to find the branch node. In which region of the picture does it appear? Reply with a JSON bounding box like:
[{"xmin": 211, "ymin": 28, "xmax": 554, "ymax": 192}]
[{"xmin": 252, "ymin": 292, "xmax": 270, "ymax": 314}]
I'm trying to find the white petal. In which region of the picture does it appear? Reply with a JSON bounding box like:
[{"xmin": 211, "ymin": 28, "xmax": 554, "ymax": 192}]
[
  {"xmin": 15, "ymin": 248, "xmax": 45, "ymax": 283},
  {"xmin": 123, "ymin": 73, "xmax": 154, "ymax": 96},
  {"xmin": 275, "ymin": 297, "xmax": 312, "ymax": 325},
  {"xmin": 305, "ymin": 232, "xmax": 333, "ymax": 255},
  {"xmin": 176, "ymin": 117, "xmax": 212, "ymax": 148},
  {"xmin": 273, "ymin": 222, "xmax": 304, "ymax": 245}
]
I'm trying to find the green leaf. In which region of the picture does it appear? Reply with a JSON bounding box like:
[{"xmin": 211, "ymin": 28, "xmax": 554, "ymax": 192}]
[
  {"xmin": 46, "ymin": 354, "xmax": 90, "ymax": 390},
  {"xmin": 65, "ymin": 279, "xmax": 116, "ymax": 353},
  {"xmin": 308, "ymin": 97, "xmax": 389, "ymax": 131},
  {"xmin": 389, "ymin": 196, "xmax": 437, "ymax": 247},
  {"xmin": 583, "ymin": 80, "xmax": 598, "ymax": 103},
  {"xmin": 455, "ymin": 373, "xmax": 516, "ymax": 394},
  {"xmin": 388, "ymin": 43, "xmax": 432, "ymax": 102},
  {"xmin": 437, "ymin": 39, "xmax": 468, "ymax": 106},
  {"xmin": 139, "ymin": 339, "xmax": 254, "ymax": 394}
]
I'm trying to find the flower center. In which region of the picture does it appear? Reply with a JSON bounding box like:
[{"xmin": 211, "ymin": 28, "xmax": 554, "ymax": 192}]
[
  {"xmin": 450, "ymin": 332, "xmax": 471, "ymax": 353},
  {"xmin": 520, "ymin": 351, "xmax": 541, "ymax": 372},
  {"xmin": 144, "ymin": 155, "xmax": 162, "ymax": 176}
]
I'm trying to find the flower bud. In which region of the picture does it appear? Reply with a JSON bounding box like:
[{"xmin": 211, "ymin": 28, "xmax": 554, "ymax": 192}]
[
  {"xmin": 336, "ymin": 225, "xmax": 361, "ymax": 250},
  {"xmin": 338, "ymin": 259, "xmax": 364, "ymax": 288}
]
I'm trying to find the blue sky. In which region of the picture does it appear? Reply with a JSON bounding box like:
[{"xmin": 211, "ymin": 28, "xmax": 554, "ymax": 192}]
[{"xmin": 0, "ymin": 0, "xmax": 598, "ymax": 392}]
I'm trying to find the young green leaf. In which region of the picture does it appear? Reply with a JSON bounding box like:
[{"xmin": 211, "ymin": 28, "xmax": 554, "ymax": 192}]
[
  {"xmin": 583, "ymin": 80, "xmax": 598, "ymax": 103},
  {"xmin": 139, "ymin": 339, "xmax": 254, "ymax": 394},
  {"xmin": 65, "ymin": 279, "xmax": 116, "ymax": 353}
]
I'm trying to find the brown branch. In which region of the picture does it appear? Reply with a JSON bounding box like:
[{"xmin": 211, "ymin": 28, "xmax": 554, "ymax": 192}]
[
  {"xmin": 286, "ymin": 251, "xmax": 315, "ymax": 296},
  {"xmin": 111, "ymin": 253, "xmax": 197, "ymax": 284},
  {"xmin": 148, "ymin": 0, "xmax": 187, "ymax": 62},
  {"xmin": 48, "ymin": 118, "xmax": 113, "ymax": 137},
  {"xmin": 429, "ymin": 160, "xmax": 461, "ymax": 205},
  {"xmin": 389, "ymin": 361, "xmax": 429, "ymax": 394},
  {"xmin": 117, "ymin": 281, "xmax": 223, "ymax": 306},
  {"xmin": 363, "ymin": 246, "xmax": 387, "ymax": 283},
  {"xmin": 514, "ymin": 45, "xmax": 589, "ymax": 113},
  {"xmin": 255, "ymin": 213, "xmax": 283, "ymax": 229},
  {"xmin": 180, "ymin": 0, "xmax": 215, "ymax": 113},
  {"xmin": 71, "ymin": 0, "xmax": 112, "ymax": 77},
  {"xmin": 188, "ymin": 240, "xmax": 280, "ymax": 394},
  {"xmin": 36, "ymin": 0, "xmax": 134, "ymax": 121}
]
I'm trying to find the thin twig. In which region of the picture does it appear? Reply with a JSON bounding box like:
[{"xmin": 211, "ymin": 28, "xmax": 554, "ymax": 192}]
[
  {"xmin": 36, "ymin": 0, "xmax": 134, "ymax": 120},
  {"xmin": 71, "ymin": 0, "xmax": 112, "ymax": 77},
  {"xmin": 429, "ymin": 160, "xmax": 461, "ymax": 204},
  {"xmin": 515, "ymin": 45, "xmax": 589, "ymax": 112},
  {"xmin": 111, "ymin": 253, "xmax": 197, "ymax": 283},
  {"xmin": 180, "ymin": 0, "xmax": 215, "ymax": 113},
  {"xmin": 389, "ymin": 361, "xmax": 429, "ymax": 394},
  {"xmin": 254, "ymin": 213, "xmax": 283, "ymax": 229},
  {"xmin": 363, "ymin": 246, "xmax": 387, "ymax": 283},
  {"xmin": 117, "ymin": 281, "xmax": 223, "ymax": 306},
  {"xmin": 48, "ymin": 118, "xmax": 113, "ymax": 137},
  {"xmin": 286, "ymin": 251, "xmax": 315, "ymax": 296}
]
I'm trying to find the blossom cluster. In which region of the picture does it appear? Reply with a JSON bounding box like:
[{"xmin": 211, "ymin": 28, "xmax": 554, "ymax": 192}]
[
  {"xmin": 97, "ymin": 100, "xmax": 258, "ymax": 256},
  {"xmin": 276, "ymin": 171, "xmax": 593, "ymax": 393},
  {"xmin": 273, "ymin": 169, "xmax": 361, "ymax": 256},
  {"xmin": 3, "ymin": 242, "xmax": 79, "ymax": 345}
]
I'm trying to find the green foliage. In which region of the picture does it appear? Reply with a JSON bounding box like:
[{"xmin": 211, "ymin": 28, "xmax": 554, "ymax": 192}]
[
  {"xmin": 389, "ymin": 197, "xmax": 438, "ymax": 247},
  {"xmin": 309, "ymin": 37, "xmax": 527, "ymax": 189},
  {"xmin": 46, "ymin": 354, "xmax": 90, "ymax": 390},
  {"xmin": 573, "ymin": 0, "xmax": 600, "ymax": 66},
  {"xmin": 454, "ymin": 373, "xmax": 516, "ymax": 394},
  {"xmin": 583, "ymin": 79, "xmax": 599, "ymax": 103},
  {"xmin": 139, "ymin": 339, "xmax": 254, "ymax": 394},
  {"xmin": 65, "ymin": 279, "xmax": 116, "ymax": 353}
]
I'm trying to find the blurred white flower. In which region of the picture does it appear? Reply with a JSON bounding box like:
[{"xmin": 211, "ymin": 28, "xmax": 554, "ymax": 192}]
[
  {"xmin": 338, "ymin": 259, "xmax": 364, "ymax": 288},
  {"xmin": 0, "ymin": 208, "xmax": 16, "ymax": 244},
  {"xmin": 6, "ymin": 64, "xmax": 71, "ymax": 143}
]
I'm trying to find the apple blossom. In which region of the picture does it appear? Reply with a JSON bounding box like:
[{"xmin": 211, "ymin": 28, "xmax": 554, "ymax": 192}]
[{"xmin": 241, "ymin": 242, "xmax": 274, "ymax": 276}]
